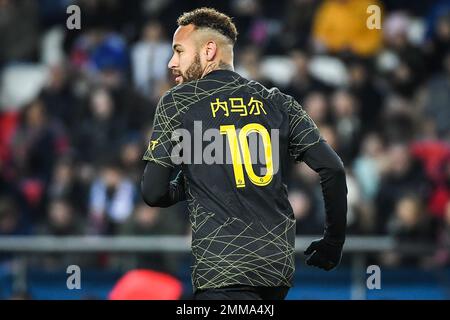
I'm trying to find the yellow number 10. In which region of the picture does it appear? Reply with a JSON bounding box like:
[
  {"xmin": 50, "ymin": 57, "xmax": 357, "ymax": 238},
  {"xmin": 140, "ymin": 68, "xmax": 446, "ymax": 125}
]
[{"xmin": 220, "ymin": 123, "xmax": 273, "ymax": 188}]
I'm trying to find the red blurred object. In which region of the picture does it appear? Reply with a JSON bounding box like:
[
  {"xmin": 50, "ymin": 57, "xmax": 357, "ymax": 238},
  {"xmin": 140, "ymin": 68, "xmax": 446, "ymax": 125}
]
[
  {"xmin": 21, "ymin": 179, "xmax": 45, "ymax": 206},
  {"xmin": 411, "ymin": 141, "xmax": 450, "ymax": 217},
  {"xmin": 108, "ymin": 269, "xmax": 183, "ymax": 300},
  {"xmin": 0, "ymin": 111, "xmax": 20, "ymax": 163},
  {"xmin": 411, "ymin": 141, "xmax": 450, "ymax": 183},
  {"xmin": 429, "ymin": 186, "xmax": 450, "ymax": 218}
]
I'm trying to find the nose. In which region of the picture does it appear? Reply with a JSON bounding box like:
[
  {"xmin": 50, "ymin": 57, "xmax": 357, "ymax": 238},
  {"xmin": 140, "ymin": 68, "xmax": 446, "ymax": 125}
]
[{"xmin": 168, "ymin": 52, "xmax": 178, "ymax": 70}]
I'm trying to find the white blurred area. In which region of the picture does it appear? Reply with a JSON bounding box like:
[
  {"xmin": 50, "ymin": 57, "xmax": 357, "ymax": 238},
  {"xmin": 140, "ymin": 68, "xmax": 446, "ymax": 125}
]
[{"xmin": 0, "ymin": 64, "xmax": 49, "ymax": 111}]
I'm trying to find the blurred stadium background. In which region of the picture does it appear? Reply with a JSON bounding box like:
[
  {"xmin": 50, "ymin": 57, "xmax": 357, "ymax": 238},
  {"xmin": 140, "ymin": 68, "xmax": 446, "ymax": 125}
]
[{"xmin": 0, "ymin": 0, "xmax": 450, "ymax": 300}]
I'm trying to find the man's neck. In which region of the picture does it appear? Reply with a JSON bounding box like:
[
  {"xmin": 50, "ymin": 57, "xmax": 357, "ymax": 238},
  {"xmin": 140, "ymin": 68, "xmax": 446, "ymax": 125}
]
[{"xmin": 201, "ymin": 60, "xmax": 234, "ymax": 78}]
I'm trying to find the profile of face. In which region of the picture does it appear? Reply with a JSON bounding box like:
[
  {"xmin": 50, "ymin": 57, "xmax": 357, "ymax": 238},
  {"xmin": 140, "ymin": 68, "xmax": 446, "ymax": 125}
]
[
  {"xmin": 134, "ymin": 203, "xmax": 159, "ymax": 228},
  {"xmin": 101, "ymin": 166, "xmax": 122, "ymax": 188},
  {"xmin": 143, "ymin": 22, "xmax": 163, "ymax": 42},
  {"xmin": 90, "ymin": 88, "xmax": 113, "ymax": 120},
  {"xmin": 288, "ymin": 191, "xmax": 311, "ymax": 220},
  {"xmin": 290, "ymin": 50, "xmax": 308, "ymax": 76},
  {"xmin": 444, "ymin": 201, "xmax": 450, "ymax": 226},
  {"xmin": 121, "ymin": 141, "xmax": 141, "ymax": 166},
  {"xmin": 331, "ymin": 90, "xmax": 357, "ymax": 117},
  {"xmin": 319, "ymin": 125, "xmax": 338, "ymax": 150},
  {"xmin": 48, "ymin": 200, "xmax": 73, "ymax": 228},
  {"xmin": 395, "ymin": 197, "xmax": 422, "ymax": 228},
  {"xmin": 387, "ymin": 144, "xmax": 411, "ymax": 175},
  {"xmin": 304, "ymin": 92, "xmax": 328, "ymax": 124},
  {"xmin": 25, "ymin": 99, "xmax": 46, "ymax": 128},
  {"xmin": 168, "ymin": 24, "xmax": 209, "ymax": 85},
  {"xmin": 53, "ymin": 161, "xmax": 73, "ymax": 184},
  {"xmin": 361, "ymin": 133, "xmax": 383, "ymax": 158}
]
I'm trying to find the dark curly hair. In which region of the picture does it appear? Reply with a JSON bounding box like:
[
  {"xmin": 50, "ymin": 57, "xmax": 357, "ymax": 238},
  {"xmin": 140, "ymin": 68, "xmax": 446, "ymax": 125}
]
[{"xmin": 177, "ymin": 7, "xmax": 238, "ymax": 44}]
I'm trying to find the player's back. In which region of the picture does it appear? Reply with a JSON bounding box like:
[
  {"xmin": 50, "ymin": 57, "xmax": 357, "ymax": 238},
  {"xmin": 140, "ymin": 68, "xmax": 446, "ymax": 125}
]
[
  {"xmin": 144, "ymin": 69, "xmax": 322, "ymax": 290},
  {"xmin": 174, "ymin": 69, "xmax": 292, "ymax": 225}
]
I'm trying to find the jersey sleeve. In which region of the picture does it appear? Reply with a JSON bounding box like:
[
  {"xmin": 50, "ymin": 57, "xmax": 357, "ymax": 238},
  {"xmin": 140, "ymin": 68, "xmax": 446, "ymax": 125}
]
[
  {"xmin": 142, "ymin": 91, "xmax": 182, "ymax": 167},
  {"xmin": 287, "ymin": 97, "xmax": 323, "ymax": 162}
]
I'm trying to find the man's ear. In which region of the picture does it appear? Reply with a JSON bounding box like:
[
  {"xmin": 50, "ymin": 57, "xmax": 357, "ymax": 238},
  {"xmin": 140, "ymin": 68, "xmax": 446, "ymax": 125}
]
[{"xmin": 204, "ymin": 41, "xmax": 217, "ymax": 61}]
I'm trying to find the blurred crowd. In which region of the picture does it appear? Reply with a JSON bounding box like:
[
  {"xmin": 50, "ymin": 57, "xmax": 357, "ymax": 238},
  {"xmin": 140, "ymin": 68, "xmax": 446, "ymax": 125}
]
[{"xmin": 0, "ymin": 0, "xmax": 450, "ymax": 270}]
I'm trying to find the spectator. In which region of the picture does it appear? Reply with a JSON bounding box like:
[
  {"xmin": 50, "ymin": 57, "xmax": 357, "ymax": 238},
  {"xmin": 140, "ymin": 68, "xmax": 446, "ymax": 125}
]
[
  {"xmin": 345, "ymin": 171, "xmax": 368, "ymax": 234},
  {"xmin": 46, "ymin": 157, "xmax": 89, "ymax": 216},
  {"xmin": 0, "ymin": 195, "xmax": 31, "ymax": 264},
  {"xmin": 289, "ymin": 163, "xmax": 326, "ymax": 232},
  {"xmin": 70, "ymin": 27, "xmax": 128, "ymax": 76},
  {"xmin": 39, "ymin": 198, "xmax": 85, "ymax": 236},
  {"xmin": 89, "ymin": 160, "xmax": 137, "ymax": 235},
  {"xmin": 382, "ymin": 12, "xmax": 426, "ymax": 98},
  {"xmin": 375, "ymin": 143, "xmax": 431, "ymax": 233},
  {"xmin": 0, "ymin": 0, "xmax": 39, "ymax": 64},
  {"xmin": 119, "ymin": 136, "xmax": 145, "ymax": 186},
  {"xmin": 353, "ymin": 133, "xmax": 386, "ymax": 201},
  {"xmin": 347, "ymin": 60, "xmax": 383, "ymax": 132},
  {"xmin": 9, "ymin": 98, "xmax": 69, "ymax": 221},
  {"xmin": 312, "ymin": 0, "xmax": 383, "ymax": 57},
  {"xmin": 73, "ymin": 87, "xmax": 126, "ymax": 164},
  {"xmin": 302, "ymin": 91, "xmax": 329, "ymax": 127},
  {"xmin": 381, "ymin": 95, "xmax": 417, "ymax": 142},
  {"xmin": 281, "ymin": 0, "xmax": 318, "ymax": 50},
  {"xmin": 427, "ymin": 159, "xmax": 450, "ymax": 218},
  {"xmin": 317, "ymin": 124, "xmax": 339, "ymax": 152},
  {"xmin": 11, "ymin": 98, "xmax": 68, "ymax": 182},
  {"xmin": 235, "ymin": 45, "xmax": 274, "ymax": 87},
  {"xmin": 120, "ymin": 202, "xmax": 183, "ymax": 273},
  {"xmin": 425, "ymin": 11, "xmax": 450, "ymax": 75},
  {"xmin": 37, "ymin": 197, "xmax": 88, "ymax": 269},
  {"xmin": 383, "ymin": 196, "xmax": 436, "ymax": 266},
  {"xmin": 428, "ymin": 200, "xmax": 450, "ymax": 267},
  {"xmin": 131, "ymin": 21, "xmax": 172, "ymax": 98},
  {"xmin": 0, "ymin": 196, "xmax": 30, "ymax": 236},
  {"xmin": 39, "ymin": 64, "xmax": 79, "ymax": 131},
  {"xmin": 289, "ymin": 189, "xmax": 323, "ymax": 235},
  {"xmin": 330, "ymin": 89, "xmax": 362, "ymax": 163},
  {"xmin": 423, "ymin": 51, "xmax": 450, "ymax": 139}
]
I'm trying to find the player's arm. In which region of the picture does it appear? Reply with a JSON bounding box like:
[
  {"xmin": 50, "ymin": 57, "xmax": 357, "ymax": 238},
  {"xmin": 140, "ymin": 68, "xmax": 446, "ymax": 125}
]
[
  {"xmin": 141, "ymin": 162, "xmax": 185, "ymax": 208},
  {"xmin": 140, "ymin": 90, "xmax": 186, "ymax": 208},
  {"xmin": 301, "ymin": 141, "xmax": 347, "ymax": 270},
  {"xmin": 287, "ymin": 97, "xmax": 347, "ymax": 271}
]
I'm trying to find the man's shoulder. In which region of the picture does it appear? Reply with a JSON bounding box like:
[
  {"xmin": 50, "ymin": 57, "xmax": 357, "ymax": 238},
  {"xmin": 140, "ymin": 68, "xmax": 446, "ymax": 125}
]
[
  {"xmin": 158, "ymin": 82, "xmax": 199, "ymax": 100},
  {"xmin": 246, "ymin": 79, "xmax": 293, "ymax": 106},
  {"xmin": 164, "ymin": 80, "xmax": 209, "ymax": 99},
  {"xmin": 157, "ymin": 84, "xmax": 199, "ymax": 115},
  {"xmin": 157, "ymin": 89, "xmax": 175, "ymax": 105}
]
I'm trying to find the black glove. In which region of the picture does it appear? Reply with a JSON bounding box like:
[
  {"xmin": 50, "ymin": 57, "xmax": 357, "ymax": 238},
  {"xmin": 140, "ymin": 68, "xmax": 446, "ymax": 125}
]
[{"xmin": 304, "ymin": 238, "xmax": 343, "ymax": 271}]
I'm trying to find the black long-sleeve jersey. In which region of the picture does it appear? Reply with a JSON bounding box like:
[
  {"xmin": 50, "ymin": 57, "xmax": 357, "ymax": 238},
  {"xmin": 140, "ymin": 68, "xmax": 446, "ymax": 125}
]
[{"xmin": 142, "ymin": 69, "xmax": 347, "ymax": 291}]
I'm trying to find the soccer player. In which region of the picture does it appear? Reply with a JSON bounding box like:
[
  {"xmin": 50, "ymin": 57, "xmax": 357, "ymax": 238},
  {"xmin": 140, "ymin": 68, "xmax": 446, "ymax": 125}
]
[{"xmin": 141, "ymin": 8, "xmax": 347, "ymax": 300}]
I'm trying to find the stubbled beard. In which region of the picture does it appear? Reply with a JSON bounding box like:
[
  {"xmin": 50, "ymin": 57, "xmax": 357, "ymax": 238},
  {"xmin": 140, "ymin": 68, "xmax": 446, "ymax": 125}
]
[{"xmin": 182, "ymin": 53, "xmax": 203, "ymax": 83}]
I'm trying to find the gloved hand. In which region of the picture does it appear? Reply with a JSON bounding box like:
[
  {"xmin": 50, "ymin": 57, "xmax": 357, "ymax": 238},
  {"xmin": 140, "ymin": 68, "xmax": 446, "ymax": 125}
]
[{"xmin": 304, "ymin": 238, "xmax": 343, "ymax": 271}]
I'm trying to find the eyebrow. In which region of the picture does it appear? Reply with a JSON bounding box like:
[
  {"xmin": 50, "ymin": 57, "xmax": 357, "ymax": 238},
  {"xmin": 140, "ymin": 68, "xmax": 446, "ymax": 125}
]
[{"xmin": 173, "ymin": 44, "xmax": 183, "ymax": 51}]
